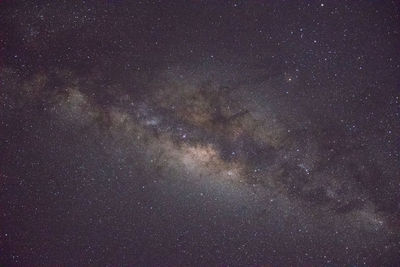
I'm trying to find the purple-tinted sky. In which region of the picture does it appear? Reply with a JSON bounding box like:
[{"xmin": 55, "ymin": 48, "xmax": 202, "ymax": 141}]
[{"xmin": 1, "ymin": 1, "xmax": 400, "ymax": 265}]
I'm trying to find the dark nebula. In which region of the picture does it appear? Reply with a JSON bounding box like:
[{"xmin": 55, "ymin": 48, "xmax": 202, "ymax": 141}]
[{"xmin": 1, "ymin": 1, "xmax": 400, "ymax": 266}]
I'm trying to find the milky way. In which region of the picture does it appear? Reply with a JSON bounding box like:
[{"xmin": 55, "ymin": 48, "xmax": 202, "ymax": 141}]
[{"xmin": 1, "ymin": 1, "xmax": 400, "ymax": 266}]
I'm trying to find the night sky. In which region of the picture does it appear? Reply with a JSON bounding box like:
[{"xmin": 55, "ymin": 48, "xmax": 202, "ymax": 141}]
[{"xmin": 1, "ymin": 0, "xmax": 400, "ymax": 266}]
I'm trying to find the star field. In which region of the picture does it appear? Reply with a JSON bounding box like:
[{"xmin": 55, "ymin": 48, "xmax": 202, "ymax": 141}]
[{"xmin": 1, "ymin": 1, "xmax": 400, "ymax": 266}]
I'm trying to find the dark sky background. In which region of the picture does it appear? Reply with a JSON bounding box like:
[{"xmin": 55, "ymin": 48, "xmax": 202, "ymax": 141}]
[{"xmin": 1, "ymin": 0, "xmax": 400, "ymax": 266}]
